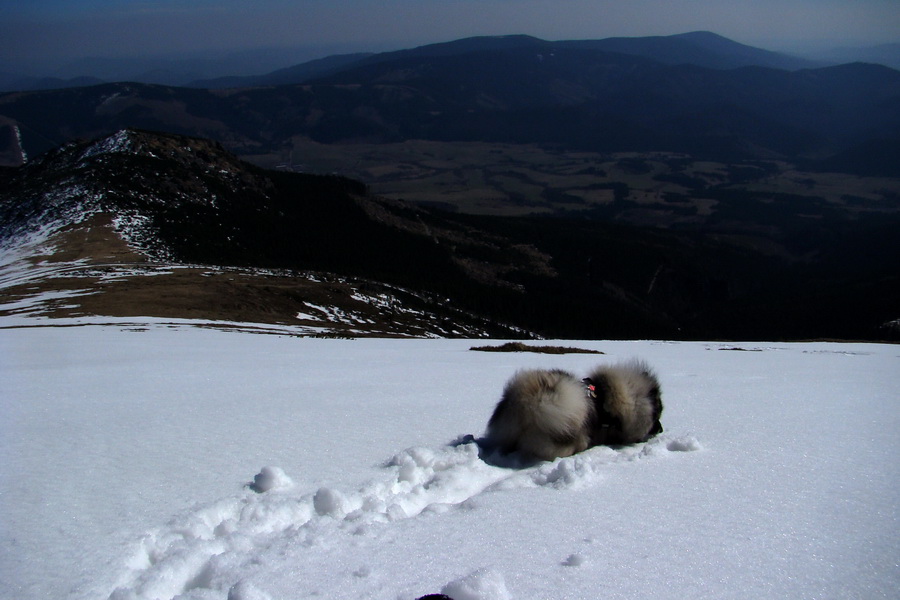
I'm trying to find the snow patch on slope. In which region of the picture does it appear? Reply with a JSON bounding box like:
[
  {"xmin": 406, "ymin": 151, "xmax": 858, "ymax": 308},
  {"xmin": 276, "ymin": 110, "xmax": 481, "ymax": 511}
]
[
  {"xmin": 79, "ymin": 130, "xmax": 135, "ymax": 161},
  {"xmin": 0, "ymin": 130, "xmax": 182, "ymax": 261}
]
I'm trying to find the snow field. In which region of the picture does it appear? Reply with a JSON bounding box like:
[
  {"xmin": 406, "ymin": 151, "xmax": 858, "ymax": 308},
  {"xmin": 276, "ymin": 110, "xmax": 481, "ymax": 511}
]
[{"xmin": 1, "ymin": 323, "xmax": 898, "ymax": 599}]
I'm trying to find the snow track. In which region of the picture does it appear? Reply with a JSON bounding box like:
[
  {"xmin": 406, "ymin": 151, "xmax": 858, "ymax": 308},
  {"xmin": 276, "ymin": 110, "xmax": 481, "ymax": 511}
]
[{"xmin": 109, "ymin": 435, "xmax": 701, "ymax": 600}]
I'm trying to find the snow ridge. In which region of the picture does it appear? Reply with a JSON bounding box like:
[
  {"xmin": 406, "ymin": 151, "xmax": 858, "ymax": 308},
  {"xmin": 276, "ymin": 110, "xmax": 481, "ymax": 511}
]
[
  {"xmin": 79, "ymin": 130, "xmax": 136, "ymax": 162},
  {"xmin": 108, "ymin": 434, "xmax": 701, "ymax": 600}
]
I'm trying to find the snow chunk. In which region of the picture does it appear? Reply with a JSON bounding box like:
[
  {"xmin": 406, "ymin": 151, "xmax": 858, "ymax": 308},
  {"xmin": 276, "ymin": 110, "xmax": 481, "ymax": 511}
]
[
  {"xmin": 314, "ymin": 487, "xmax": 353, "ymax": 517},
  {"xmin": 529, "ymin": 454, "xmax": 600, "ymax": 489},
  {"xmin": 228, "ymin": 580, "xmax": 272, "ymax": 600},
  {"xmin": 441, "ymin": 568, "xmax": 511, "ymax": 600},
  {"xmin": 249, "ymin": 466, "xmax": 293, "ymax": 493},
  {"xmin": 666, "ymin": 435, "xmax": 703, "ymax": 452}
]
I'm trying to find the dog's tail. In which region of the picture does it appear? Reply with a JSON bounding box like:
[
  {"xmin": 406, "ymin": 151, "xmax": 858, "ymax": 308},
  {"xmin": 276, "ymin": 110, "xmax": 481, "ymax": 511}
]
[{"xmin": 486, "ymin": 369, "xmax": 591, "ymax": 460}]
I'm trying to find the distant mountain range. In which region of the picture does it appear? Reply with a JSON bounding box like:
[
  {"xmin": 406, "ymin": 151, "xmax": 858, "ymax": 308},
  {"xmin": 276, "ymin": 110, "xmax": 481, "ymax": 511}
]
[
  {"xmin": 1, "ymin": 32, "xmax": 899, "ymax": 173},
  {"xmin": 2, "ymin": 130, "xmax": 898, "ymax": 340},
  {"xmin": 189, "ymin": 31, "xmax": 820, "ymax": 89},
  {"xmin": 8, "ymin": 31, "xmax": 900, "ymax": 93},
  {"xmin": 0, "ymin": 45, "xmax": 372, "ymax": 92}
]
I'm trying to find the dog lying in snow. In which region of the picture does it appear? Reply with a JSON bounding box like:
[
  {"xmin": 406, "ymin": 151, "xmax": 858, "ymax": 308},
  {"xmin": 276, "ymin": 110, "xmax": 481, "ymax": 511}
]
[{"xmin": 484, "ymin": 361, "xmax": 663, "ymax": 461}]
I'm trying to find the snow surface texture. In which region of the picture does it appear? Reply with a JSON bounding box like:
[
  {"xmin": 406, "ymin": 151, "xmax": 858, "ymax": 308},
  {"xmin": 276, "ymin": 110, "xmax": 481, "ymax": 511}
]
[{"xmin": 1, "ymin": 320, "xmax": 898, "ymax": 599}]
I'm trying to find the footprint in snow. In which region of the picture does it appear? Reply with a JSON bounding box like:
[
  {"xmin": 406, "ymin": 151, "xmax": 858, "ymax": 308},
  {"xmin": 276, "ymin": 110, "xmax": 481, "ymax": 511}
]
[
  {"xmin": 562, "ymin": 553, "xmax": 587, "ymax": 567},
  {"xmin": 109, "ymin": 434, "xmax": 701, "ymax": 600}
]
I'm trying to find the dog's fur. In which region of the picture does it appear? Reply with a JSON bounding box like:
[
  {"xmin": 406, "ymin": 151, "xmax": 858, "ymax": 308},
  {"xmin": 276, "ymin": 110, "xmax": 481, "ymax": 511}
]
[{"xmin": 485, "ymin": 361, "xmax": 663, "ymax": 461}]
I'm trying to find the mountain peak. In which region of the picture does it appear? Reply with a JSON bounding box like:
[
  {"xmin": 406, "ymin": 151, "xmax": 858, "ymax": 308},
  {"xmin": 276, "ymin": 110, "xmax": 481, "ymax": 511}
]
[
  {"xmin": 373, "ymin": 34, "xmax": 549, "ymax": 62},
  {"xmin": 672, "ymin": 30, "xmax": 732, "ymax": 42},
  {"xmin": 1, "ymin": 129, "xmax": 272, "ymax": 261},
  {"xmin": 669, "ymin": 31, "xmax": 813, "ymax": 69},
  {"xmin": 77, "ymin": 129, "xmax": 136, "ymax": 160}
]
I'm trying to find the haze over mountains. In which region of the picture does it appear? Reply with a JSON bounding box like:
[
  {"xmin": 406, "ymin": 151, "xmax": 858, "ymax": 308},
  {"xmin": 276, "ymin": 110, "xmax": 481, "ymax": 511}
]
[
  {"xmin": 1, "ymin": 32, "xmax": 899, "ymax": 173},
  {"xmin": 2, "ymin": 31, "xmax": 899, "ymax": 92}
]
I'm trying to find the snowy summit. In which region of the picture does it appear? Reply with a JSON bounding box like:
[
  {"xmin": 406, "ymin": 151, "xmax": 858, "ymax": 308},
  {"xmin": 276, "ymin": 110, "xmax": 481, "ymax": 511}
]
[{"xmin": 1, "ymin": 318, "xmax": 897, "ymax": 599}]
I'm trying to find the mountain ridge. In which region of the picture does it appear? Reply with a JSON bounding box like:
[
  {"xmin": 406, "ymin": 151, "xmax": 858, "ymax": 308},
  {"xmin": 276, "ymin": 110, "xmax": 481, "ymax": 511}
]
[
  {"xmin": 2, "ymin": 129, "xmax": 897, "ymax": 340},
  {"xmin": 2, "ymin": 46, "xmax": 898, "ymax": 169},
  {"xmin": 185, "ymin": 31, "xmax": 821, "ymax": 90},
  {"xmin": 0, "ymin": 31, "xmax": 833, "ymax": 93},
  {"xmin": 0, "ymin": 130, "xmax": 536, "ymax": 337}
]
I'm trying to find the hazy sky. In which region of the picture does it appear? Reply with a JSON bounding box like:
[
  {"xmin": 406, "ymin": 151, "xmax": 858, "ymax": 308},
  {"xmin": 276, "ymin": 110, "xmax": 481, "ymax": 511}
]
[{"xmin": 1, "ymin": 0, "xmax": 898, "ymax": 71}]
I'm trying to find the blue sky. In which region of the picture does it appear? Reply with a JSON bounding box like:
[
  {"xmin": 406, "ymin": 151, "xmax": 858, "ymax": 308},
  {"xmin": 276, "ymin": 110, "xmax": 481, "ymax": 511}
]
[{"xmin": 1, "ymin": 0, "xmax": 898, "ymax": 71}]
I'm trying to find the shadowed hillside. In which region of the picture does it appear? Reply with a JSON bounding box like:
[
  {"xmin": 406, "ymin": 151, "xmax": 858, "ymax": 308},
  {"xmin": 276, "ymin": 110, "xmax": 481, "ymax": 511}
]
[{"xmin": 2, "ymin": 130, "xmax": 897, "ymax": 340}]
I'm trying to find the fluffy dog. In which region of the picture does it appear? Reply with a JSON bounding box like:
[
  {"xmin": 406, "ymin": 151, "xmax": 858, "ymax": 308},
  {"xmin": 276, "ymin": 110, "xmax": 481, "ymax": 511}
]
[{"xmin": 485, "ymin": 361, "xmax": 663, "ymax": 461}]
